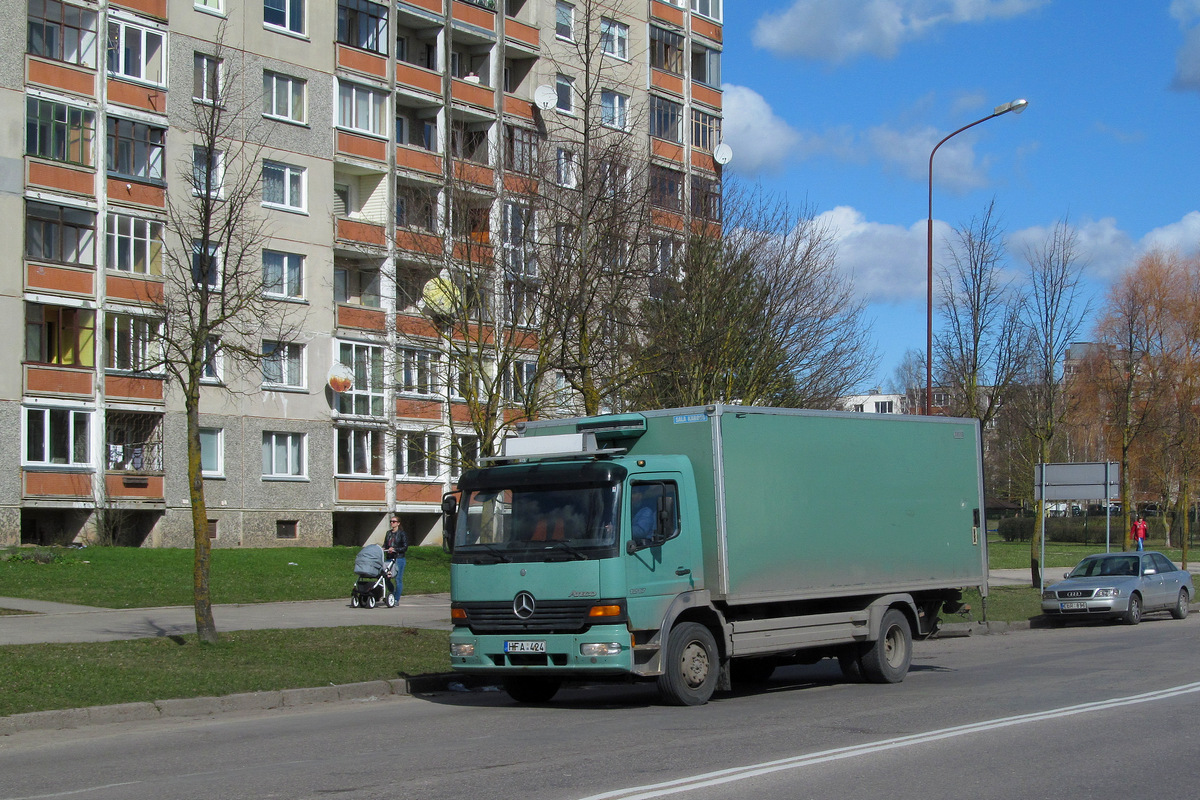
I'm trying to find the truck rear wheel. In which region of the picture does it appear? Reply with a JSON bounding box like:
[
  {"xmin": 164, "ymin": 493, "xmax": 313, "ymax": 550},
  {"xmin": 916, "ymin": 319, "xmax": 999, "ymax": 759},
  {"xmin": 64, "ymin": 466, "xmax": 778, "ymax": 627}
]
[
  {"xmin": 503, "ymin": 676, "xmax": 562, "ymax": 703},
  {"xmin": 658, "ymin": 622, "xmax": 719, "ymax": 706},
  {"xmin": 860, "ymin": 608, "xmax": 912, "ymax": 684}
]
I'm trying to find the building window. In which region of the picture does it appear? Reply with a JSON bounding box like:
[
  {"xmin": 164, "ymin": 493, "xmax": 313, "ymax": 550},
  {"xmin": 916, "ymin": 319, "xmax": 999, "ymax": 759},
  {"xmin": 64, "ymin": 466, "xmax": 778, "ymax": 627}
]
[
  {"xmin": 396, "ymin": 431, "xmax": 440, "ymax": 478},
  {"xmin": 262, "ymin": 160, "xmax": 306, "ymax": 212},
  {"xmin": 692, "ymin": 44, "xmax": 721, "ymax": 87},
  {"xmin": 337, "ymin": 80, "xmax": 388, "ymax": 137},
  {"xmin": 192, "ymin": 239, "xmax": 221, "ymax": 289},
  {"xmin": 337, "ymin": 0, "xmax": 387, "ymax": 54},
  {"xmin": 650, "ymin": 165, "xmax": 684, "ymax": 211},
  {"xmin": 26, "ymin": 201, "xmax": 95, "ymax": 267},
  {"xmin": 598, "ymin": 160, "xmax": 630, "ymax": 199},
  {"xmin": 276, "ymin": 520, "xmax": 298, "ymax": 539},
  {"xmin": 450, "ymin": 433, "xmax": 478, "ymax": 478},
  {"xmin": 264, "ymin": 0, "xmax": 305, "ymax": 35},
  {"xmin": 336, "ymin": 427, "xmax": 383, "ymax": 475},
  {"xmin": 650, "ymin": 26, "xmax": 683, "ymax": 75},
  {"xmin": 398, "ymin": 347, "xmax": 437, "ymax": 396},
  {"xmin": 555, "ymin": 1, "xmax": 573, "ymax": 40},
  {"xmin": 193, "ymin": 52, "xmax": 221, "ymax": 103},
  {"xmin": 202, "ymin": 336, "xmax": 222, "ymax": 382},
  {"xmin": 192, "ymin": 145, "xmax": 224, "ymax": 198},
  {"xmin": 503, "ymin": 361, "xmax": 538, "ymax": 405},
  {"xmin": 555, "ymin": 73, "xmax": 573, "ymax": 113},
  {"xmin": 650, "ymin": 96, "xmax": 683, "ymax": 142},
  {"xmin": 600, "ymin": 18, "xmax": 628, "ymax": 60},
  {"xmin": 262, "ymin": 431, "xmax": 305, "ymax": 477},
  {"xmin": 692, "ymin": 175, "xmax": 721, "ymax": 222},
  {"xmin": 396, "ymin": 183, "xmax": 438, "ymax": 232},
  {"xmin": 397, "ymin": 109, "xmax": 437, "ymax": 151},
  {"xmin": 106, "ymin": 19, "xmax": 165, "ymax": 86},
  {"xmin": 334, "ymin": 263, "xmax": 381, "ymax": 307},
  {"xmin": 28, "ymin": 0, "xmax": 98, "ymax": 68},
  {"xmin": 690, "ymin": 0, "xmax": 720, "ymax": 22},
  {"xmin": 195, "ymin": 0, "xmax": 224, "ymax": 13},
  {"xmin": 105, "ymin": 313, "xmax": 161, "ymax": 372},
  {"xmin": 691, "ymin": 108, "xmax": 721, "ymax": 152},
  {"xmin": 106, "ymin": 411, "xmax": 163, "ymax": 472},
  {"xmin": 501, "ymin": 201, "xmax": 536, "ymax": 276},
  {"xmin": 600, "ymin": 90, "xmax": 628, "ymax": 130},
  {"xmin": 262, "ymin": 340, "xmax": 304, "ymax": 388},
  {"xmin": 24, "ymin": 406, "xmax": 91, "ymax": 466},
  {"xmin": 25, "ymin": 303, "xmax": 95, "ymax": 366},
  {"xmin": 875, "ymin": 400, "xmax": 895, "ymax": 414},
  {"xmin": 106, "ymin": 118, "xmax": 165, "ymax": 182},
  {"xmin": 107, "ymin": 212, "xmax": 162, "ymax": 275},
  {"xmin": 262, "ymin": 250, "xmax": 304, "ymax": 298},
  {"xmin": 263, "ymin": 71, "xmax": 306, "ymax": 123},
  {"xmin": 505, "ymin": 125, "xmax": 537, "ymax": 175},
  {"xmin": 200, "ymin": 427, "xmax": 223, "ymax": 476},
  {"xmin": 555, "ymin": 147, "xmax": 577, "ymax": 188},
  {"xmin": 26, "ymin": 97, "xmax": 95, "ymax": 167},
  {"xmin": 337, "ymin": 341, "xmax": 385, "ymax": 417}
]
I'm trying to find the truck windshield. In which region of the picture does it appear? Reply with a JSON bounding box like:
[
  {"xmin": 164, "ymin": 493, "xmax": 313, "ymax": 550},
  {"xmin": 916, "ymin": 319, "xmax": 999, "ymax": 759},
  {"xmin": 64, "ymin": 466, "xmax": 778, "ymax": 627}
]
[{"xmin": 454, "ymin": 482, "xmax": 620, "ymax": 562}]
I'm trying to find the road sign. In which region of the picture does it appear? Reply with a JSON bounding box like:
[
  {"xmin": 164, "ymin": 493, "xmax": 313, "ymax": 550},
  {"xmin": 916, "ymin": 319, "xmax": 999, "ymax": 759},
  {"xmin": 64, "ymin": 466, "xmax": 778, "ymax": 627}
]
[{"xmin": 1033, "ymin": 462, "xmax": 1119, "ymax": 501}]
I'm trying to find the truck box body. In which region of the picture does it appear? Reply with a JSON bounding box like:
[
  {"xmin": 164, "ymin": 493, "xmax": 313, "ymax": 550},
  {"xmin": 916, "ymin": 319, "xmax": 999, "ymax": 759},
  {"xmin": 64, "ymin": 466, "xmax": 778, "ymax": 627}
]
[
  {"xmin": 523, "ymin": 406, "xmax": 987, "ymax": 604},
  {"xmin": 446, "ymin": 404, "xmax": 987, "ymax": 704}
]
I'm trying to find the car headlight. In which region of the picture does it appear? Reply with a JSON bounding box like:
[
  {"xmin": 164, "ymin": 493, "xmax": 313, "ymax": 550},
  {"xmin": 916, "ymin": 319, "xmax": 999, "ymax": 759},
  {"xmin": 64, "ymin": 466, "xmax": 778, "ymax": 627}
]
[
  {"xmin": 1093, "ymin": 588, "xmax": 1121, "ymax": 598},
  {"xmin": 1042, "ymin": 591, "xmax": 1055, "ymax": 600},
  {"xmin": 580, "ymin": 642, "xmax": 623, "ymax": 656}
]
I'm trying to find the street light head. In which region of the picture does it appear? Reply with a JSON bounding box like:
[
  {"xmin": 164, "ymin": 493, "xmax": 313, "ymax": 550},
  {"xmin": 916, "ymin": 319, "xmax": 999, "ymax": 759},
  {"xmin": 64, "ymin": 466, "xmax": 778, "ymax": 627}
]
[{"xmin": 994, "ymin": 98, "xmax": 1029, "ymax": 116}]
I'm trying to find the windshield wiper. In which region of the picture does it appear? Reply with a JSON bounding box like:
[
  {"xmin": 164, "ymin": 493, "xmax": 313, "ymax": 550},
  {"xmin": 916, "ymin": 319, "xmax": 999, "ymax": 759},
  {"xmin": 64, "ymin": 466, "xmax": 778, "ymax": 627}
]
[
  {"xmin": 544, "ymin": 540, "xmax": 587, "ymax": 560},
  {"xmin": 469, "ymin": 541, "xmax": 511, "ymax": 563}
]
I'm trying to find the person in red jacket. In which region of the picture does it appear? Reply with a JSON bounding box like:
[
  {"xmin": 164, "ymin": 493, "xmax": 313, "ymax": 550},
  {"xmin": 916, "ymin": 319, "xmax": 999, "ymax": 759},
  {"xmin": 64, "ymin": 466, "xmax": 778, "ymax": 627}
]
[{"xmin": 1132, "ymin": 516, "xmax": 1147, "ymax": 551}]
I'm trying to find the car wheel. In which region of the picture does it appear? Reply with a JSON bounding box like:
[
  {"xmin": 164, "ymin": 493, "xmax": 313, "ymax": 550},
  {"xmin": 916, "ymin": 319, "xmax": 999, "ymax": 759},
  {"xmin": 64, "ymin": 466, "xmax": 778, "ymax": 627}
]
[
  {"xmin": 1170, "ymin": 588, "xmax": 1190, "ymax": 620},
  {"xmin": 1123, "ymin": 593, "xmax": 1142, "ymax": 625},
  {"xmin": 657, "ymin": 622, "xmax": 719, "ymax": 706},
  {"xmin": 861, "ymin": 608, "xmax": 912, "ymax": 684}
]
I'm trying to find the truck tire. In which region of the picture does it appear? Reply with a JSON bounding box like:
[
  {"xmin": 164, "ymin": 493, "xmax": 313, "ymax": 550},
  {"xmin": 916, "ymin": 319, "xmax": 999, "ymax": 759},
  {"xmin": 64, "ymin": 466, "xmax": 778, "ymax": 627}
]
[
  {"xmin": 837, "ymin": 649, "xmax": 865, "ymax": 682},
  {"xmin": 657, "ymin": 622, "xmax": 719, "ymax": 706},
  {"xmin": 860, "ymin": 608, "xmax": 912, "ymax": 684},
  {"xmin": 503, "ymin": 676, "xmax": 562, "ymax": 703}
]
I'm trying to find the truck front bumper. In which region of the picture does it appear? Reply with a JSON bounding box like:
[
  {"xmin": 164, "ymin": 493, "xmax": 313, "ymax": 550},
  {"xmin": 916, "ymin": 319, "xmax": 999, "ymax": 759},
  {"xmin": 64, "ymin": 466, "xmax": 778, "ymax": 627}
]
[{"xmin": 450, "ymin": 624, "xmax": 634, "ymax": 675}]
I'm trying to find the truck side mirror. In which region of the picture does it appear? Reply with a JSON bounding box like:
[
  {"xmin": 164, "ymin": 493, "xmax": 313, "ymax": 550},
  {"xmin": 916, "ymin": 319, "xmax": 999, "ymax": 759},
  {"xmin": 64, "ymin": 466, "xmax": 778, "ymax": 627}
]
[
  {"xmin": 441, "ymin": 493, "xmax": 459, "ymax": 554},
  {"xmin": 653, "ymin": 495, "xmax": 674, "ymax": 544}
]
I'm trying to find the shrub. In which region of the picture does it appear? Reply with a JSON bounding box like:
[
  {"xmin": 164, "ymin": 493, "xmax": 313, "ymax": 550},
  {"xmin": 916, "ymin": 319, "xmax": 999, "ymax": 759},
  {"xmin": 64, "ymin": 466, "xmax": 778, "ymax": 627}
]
[{"xmin": 997, "ymin": 517, "xmax": 1125, "ymax": 544}]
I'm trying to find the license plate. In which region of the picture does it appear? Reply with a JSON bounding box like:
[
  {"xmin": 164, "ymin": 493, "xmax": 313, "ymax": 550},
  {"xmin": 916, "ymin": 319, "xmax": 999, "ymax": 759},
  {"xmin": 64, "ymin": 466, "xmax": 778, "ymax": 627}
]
[
  {"xmin": 1060, "ymin": 601, "xmax": 1087, "ymax": 611},
  {"xmin": 504, "ymin": 640, "xmax": 546, "ymax": 654}
]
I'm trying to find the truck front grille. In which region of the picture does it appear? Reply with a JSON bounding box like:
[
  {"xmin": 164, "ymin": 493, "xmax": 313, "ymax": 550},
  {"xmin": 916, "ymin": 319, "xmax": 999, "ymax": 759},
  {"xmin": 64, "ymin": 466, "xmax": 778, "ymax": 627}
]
[{"xmin": 458, "ymin": 599, "xmax": 600, "ymax": 634}]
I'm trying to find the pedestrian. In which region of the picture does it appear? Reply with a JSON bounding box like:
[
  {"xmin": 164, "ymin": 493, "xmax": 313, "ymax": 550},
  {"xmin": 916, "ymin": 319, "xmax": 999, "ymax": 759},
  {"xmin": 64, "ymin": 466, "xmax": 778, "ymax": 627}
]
[
  {"xmin": 383, "ymin": 515, "xmax": 408, "ymax": 604},
  {"xmin": 1132, "ymin": 515, "xmax": 1147, "ymax": 551}
]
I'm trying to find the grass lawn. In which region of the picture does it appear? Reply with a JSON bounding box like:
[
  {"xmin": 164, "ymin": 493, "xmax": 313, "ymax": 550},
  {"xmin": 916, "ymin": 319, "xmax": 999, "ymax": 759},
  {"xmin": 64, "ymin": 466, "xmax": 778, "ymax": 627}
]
[{"xmin": 0, "ymin": 545, "xmax": 449, "ymax": 608}]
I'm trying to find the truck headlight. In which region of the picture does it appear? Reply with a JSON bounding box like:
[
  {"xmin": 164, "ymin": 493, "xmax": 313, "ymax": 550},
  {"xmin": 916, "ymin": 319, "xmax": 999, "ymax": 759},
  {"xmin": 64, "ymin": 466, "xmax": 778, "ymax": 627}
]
[
  {"xmin": 580, "ymin": 642, "xmax": 623, "ymax": 656},
  {"xmin": 450, "ymin": 643, "xmax": 475, "ymax": 657}
]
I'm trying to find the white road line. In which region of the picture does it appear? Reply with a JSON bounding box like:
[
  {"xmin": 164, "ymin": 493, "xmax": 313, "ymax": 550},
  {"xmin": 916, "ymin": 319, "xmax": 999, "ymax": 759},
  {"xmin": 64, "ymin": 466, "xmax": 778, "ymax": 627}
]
[{"xmin": 579, "ymin": 681, "xmax": 1200, "ymax": 800}]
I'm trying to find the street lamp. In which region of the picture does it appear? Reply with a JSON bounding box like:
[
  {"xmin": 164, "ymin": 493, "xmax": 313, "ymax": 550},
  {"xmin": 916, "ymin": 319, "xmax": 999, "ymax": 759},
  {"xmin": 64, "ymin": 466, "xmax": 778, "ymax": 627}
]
[{"xmin": 925, "ymin": 98, "xmax": 1028, "ymax": 415}]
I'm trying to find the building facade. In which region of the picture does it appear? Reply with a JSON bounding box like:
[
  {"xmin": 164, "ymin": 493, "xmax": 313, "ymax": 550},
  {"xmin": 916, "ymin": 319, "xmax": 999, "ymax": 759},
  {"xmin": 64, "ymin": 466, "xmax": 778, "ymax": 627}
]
[{"xmin": 4, "ymin": 0, "xmax": 724, "ymax": 548}]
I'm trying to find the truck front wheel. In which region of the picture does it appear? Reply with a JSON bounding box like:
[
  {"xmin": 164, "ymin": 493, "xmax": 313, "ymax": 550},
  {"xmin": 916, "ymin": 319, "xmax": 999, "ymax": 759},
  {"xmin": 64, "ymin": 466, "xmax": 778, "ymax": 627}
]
[
  {"xmin": 860, "ymin": 608, "xmax": 912, "ymax": 684},
  {"xmin": 658, "ymin": 622, "xmax": 719, "ymax": 706},
  {"xmin": 503, "ymin": 676, "xmax": 562, "ymax": 703}
]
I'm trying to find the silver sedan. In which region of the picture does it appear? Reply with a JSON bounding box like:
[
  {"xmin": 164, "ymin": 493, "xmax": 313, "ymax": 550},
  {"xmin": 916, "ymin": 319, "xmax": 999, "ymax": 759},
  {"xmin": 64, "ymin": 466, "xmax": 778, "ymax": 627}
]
[{"xmin": 1041, "ymin": 551, "xmax": 1194, "ymax": 625}]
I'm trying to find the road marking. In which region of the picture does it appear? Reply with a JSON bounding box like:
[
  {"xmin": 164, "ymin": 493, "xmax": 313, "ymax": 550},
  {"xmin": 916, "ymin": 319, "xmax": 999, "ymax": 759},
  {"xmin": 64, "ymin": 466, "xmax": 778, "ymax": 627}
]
[
  {"xmin": 5, "ymin": 782, "xmax": 142, "ymax": 799},
  {"xmin": 579, "ymin": 681, "xmax": 1200, "ymax": 800}
]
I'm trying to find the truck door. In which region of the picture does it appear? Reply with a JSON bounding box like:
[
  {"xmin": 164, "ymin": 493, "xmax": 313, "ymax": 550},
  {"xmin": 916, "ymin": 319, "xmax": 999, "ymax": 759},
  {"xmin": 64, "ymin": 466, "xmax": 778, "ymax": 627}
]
[{"xmin": 623, "ymin": 477, "xmax": 697, "ymax": 630}]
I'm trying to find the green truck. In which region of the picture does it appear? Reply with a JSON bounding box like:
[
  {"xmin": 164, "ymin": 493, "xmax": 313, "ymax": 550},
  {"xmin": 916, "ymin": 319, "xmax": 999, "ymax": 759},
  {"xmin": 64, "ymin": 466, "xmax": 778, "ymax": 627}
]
[{"xmin": 442, "ymin": 405, "xmax": 987, "ymax": 705}]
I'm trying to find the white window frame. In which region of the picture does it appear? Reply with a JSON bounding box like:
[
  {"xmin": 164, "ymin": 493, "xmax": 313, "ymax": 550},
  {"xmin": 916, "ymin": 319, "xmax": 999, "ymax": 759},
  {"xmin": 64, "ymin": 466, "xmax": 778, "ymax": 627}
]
[
  {"xmin": 555, "ymin": 1, "xmax": 574, "ymax": 40},
  {"xmin": 337, "ymin": 80, "xmax": 388, "ymax": 137},
  {"xmin": 395, "ymin": 429, "xmax": 441, "ymax": 479},
  {"xmin": 600, "ymin": 18, "xmax": 628, "ymax": 60},
  {"xmin": 201, "ymin": 336, "xmax": 223, "ymax": 383},
  {"xmin": 555, "ymin": 147, "xmax": 577, "ymax": 188},
  {"xmin": 336, "ymin": 427, "xmax": 383, "ymax": 476},
  {"xmin": 262, "ymin": 431, "xmax": 306, "ymax": 478},
  {"xmin": 192, "ymin": 239, "xmax": 222, "ymax": 290},
  {"xmin": 398, "ymin": 346, "xmax": 438, "ymax": 396},
  {"xmin": 262, "ymin": 249, "xmax": 304, "ymax": 299},
  {"xmin": 264, "ymin": 0, "xmax": 305, "ymax": 35},
  {"xmin": 263, "ymin": 71, "xmax": 306, "ymax": 124},
  {"xmin": 195, "ymin": 0, "xmax": 225, "ymax": 15},
  {"xmin": 106, "ymin": 17, "xmax": 166, "ymax": 87},
  {"xmin": 262, "ymin": 160, "xmax": 307, "ymax": 213},
  {"xmin": 262, "ymin": 340, "xmax": 305, "ymax": 388},
  {"xmin": 193, "ymin": 52, "xmax": 221, "ymax": 103},
  {"xmin": 106, "ymin": 211, "xmax": 163, "ymax": 275},
  {"xmin": 200, "ymin": 427, "xmax": 223, "ymax": 477},
  {"xmin": 450, "ymin": 433, "xmax": 478, "ymax": 478},
  {"xmin": 555, "ymin": 73, "xmax": 574, "ymax": 114},
  {"xmin": 601, "ymin": 90, "xmax": 628, "ymax": 130},
  {"xmin": 23, "ymin": 405, "xmax": 92, "ymax": 467},
  {"xmin": 192, "ymin": 145, "xmax": 224, "ymax": 198},
  {"xmin": 105, "ymin": 312, "xmax": 162, "ymax": 373},
  {"xmin": 337, "ymin": 340, "xmax": 386, "ymax": 417},
  {"xmin": 690, "ymin": 0, "xmax": 721, "ymax": 22}
]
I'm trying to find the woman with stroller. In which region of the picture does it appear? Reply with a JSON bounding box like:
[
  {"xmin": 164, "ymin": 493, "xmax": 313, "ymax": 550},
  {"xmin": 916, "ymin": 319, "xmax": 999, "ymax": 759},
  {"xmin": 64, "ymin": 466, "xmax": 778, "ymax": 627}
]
[{"xmin": 384, "ymin": 515, "xmax": 408, "ymax": 604}]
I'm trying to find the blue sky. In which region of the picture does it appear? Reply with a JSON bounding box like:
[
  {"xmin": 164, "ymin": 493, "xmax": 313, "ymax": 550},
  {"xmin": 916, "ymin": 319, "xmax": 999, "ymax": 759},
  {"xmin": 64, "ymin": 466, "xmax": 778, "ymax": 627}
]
[{"xmin": 719, "ymin": 1, "xmax": 1200, "ymax": 390}]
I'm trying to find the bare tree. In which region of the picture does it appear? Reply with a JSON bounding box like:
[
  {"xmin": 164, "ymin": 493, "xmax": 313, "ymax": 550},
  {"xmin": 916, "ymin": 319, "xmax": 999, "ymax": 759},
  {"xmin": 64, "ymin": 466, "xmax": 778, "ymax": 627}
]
[
  {"xmin": 158, "ymin": 30, "xmax": 300, "ymax": 642},
  {"xmin": 1018, "ymin": 218, "xmax": 1089, "ymax": 584},
  {"xmin": 887, "ymin": 348, "xmax": 926, "ymax": 415},
  {"xmin": 934, "ymin": 198, "xmax": 1027, "ymax": 427}
]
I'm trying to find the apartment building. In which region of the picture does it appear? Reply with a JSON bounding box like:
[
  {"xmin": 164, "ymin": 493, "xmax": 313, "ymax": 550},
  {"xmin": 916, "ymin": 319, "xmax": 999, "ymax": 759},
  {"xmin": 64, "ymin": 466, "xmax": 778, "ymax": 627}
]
[{"xmin": 4, "ymin": 0, "xmax": 724, "ymax": 548}]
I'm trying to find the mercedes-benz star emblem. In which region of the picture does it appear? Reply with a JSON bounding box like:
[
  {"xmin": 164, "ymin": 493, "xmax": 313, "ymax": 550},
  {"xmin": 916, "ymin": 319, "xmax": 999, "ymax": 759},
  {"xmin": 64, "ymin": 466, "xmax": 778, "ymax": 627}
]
[{"xmin": 513, "ymin": 591, "xmax": 536, "ymax": 619}]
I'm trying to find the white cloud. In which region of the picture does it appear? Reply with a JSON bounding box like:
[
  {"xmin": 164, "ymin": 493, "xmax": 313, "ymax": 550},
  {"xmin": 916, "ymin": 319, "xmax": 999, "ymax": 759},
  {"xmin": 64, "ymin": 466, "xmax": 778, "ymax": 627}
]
[
  {"xmin": 719, "ymin": 84, "xmax": 802, "ymax": 175},
  {"xmin": 1141, "ymin": 210, "xmax": 1200, "ymax": 256},
  {"xmin": 752, "ymin": 0, "xmax": 1046, "ymax": 62},
  {"xmin": 816, "ymin": 206, "xmax": 952, "ymax": 302}
]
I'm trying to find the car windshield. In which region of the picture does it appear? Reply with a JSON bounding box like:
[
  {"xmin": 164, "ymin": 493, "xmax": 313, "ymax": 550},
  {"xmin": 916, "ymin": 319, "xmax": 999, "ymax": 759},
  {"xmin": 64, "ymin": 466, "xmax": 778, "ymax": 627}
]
[
  {"xmin": 1068, "ymin": 555, "xmax": 1140, "ymax": 578},
  {"xmin": 453, "ymin": 482, "xmax": 620, "ymax": 562}
]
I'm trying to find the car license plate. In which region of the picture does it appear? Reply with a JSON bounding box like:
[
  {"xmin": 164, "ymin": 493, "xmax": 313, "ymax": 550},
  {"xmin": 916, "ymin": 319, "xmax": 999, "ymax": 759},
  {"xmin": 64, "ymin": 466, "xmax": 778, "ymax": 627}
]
[
  {"xmin": 504, "ymin": 640, "xmax": 546, "ymax": 654},
  {"xmin": 1060, "ymin": 601, "xmax": 1087, "ymax": 611}
]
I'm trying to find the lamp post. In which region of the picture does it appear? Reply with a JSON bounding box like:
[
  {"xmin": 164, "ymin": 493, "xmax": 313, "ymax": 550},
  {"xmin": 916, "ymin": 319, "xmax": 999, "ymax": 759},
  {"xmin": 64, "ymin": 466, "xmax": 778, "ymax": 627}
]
[{"xmin": 925, "ymin": 98, "xmax": 1028, "ymax": 415}]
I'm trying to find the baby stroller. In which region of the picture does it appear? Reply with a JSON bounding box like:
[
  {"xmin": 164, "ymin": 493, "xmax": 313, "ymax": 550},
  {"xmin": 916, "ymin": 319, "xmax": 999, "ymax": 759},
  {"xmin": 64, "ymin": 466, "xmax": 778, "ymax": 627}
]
[{"xmin": 350, "ymin": 543, "xmax": 397, "ymax": 609}]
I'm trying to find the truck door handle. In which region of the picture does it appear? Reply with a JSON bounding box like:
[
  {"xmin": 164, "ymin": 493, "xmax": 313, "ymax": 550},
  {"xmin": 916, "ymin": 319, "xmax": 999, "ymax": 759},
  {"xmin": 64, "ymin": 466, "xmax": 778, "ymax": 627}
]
[{"xmin": 675, "ymin": 567, "xmax": 691, "ymax": 576}]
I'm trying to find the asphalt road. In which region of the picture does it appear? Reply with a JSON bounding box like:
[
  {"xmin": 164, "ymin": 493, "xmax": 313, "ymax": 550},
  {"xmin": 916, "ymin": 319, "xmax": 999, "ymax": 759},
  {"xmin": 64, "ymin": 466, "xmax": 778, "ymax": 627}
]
[{"xmin": 2, "ymin": 612, "xmax": 1197, "ymax": 800}]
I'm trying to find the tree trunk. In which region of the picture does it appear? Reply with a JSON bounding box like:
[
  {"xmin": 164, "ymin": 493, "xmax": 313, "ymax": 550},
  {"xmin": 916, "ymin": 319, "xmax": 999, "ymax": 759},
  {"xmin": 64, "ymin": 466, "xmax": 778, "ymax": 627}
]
[{"xmin": 187, "ymin": 396, "xmax": 217, "ymax": 644}]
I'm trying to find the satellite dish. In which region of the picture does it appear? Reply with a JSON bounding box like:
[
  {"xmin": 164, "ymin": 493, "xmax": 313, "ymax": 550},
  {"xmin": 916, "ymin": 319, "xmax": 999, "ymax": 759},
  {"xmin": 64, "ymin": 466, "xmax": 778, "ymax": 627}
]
[
  {"xmin": 533, "ymin": 84, "xmax": 557, "ymax": 111},
  {"xmin": 327, "ymin": 362, "xmax": 354, "ymax": 393},
  {"xmin": 422, "ymin": 276, "xmax": 459, "ymax": 316},
  {"xmin": 713, "ymin": 142, "xmax": 733, "ymax": 165}
]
